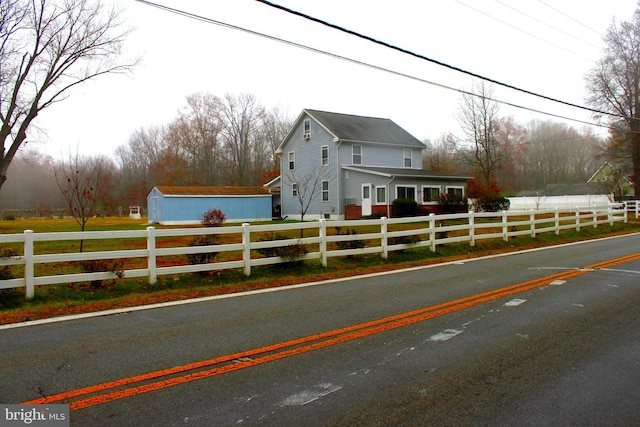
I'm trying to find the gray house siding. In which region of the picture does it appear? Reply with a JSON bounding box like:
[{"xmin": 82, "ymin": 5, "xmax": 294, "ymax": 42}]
[
  {"xmin": 280, "ymin": 114, "xmax": 340, "ymax": 220},
  {"xmin": 277, "ymin": 109, "xmax": 468, "ymax": 220}
]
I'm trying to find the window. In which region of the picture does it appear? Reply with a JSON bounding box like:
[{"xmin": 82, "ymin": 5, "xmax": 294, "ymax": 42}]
[
  {"xmin": 375, "ymin": 186, "xmax": 386, "ymax": 204},
  {"xmin": 321, "ymin": 145, "xmax": 329, "ymax": 166},
  {"xmin": 322, "ymin": 180, "xmax": 329, "ymax": 201},
  {"xmin": 447, "ymin": 186, "xmax": 464, "ymax": 199},
  {"xmin": 292, "ymin": 183, "xmax": 299, "ymax": 197},
  {"xmin": 422, "ymin": 186, "xmax": 440, "ymax": 204},
  {"xmin": 396, "ymin": 186, "xmax": 416, "ymax": 201},
  {"xmin": 403, "ymin": 149, "xmax": 412, "ymax": 168},
  {"xmin": 288, "ymin": 152, "xmax": 295, "ymax": 170},
  {"xmin": 352, "ymin": 145, "xmax": 362, "ymax": 165},
  {"xmin": 303, "ymin": 119, "xmax": 310, "ymax": 140}
]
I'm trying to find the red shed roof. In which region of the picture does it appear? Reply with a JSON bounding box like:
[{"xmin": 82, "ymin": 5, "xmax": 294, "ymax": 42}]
[{"xmin": 154, "ymin": 186, "xmax": 271, "ymax": 196}]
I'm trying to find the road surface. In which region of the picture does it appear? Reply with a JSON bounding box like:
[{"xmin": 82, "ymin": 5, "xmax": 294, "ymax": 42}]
[{"xmin": 2, "ymin": 233, "xmax": 640, "ymax": 426}]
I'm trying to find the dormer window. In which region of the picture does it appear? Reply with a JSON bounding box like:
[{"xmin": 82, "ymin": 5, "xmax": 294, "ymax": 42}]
[{"xmin": 303, "ymin": 119, "xmax": 310, "ymax": 140}]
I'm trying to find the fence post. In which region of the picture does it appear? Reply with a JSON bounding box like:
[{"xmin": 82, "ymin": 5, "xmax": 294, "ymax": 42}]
[
  {"xmin": 555, "ymin": 208, "xmax": 560, "ymax": 235},
  {"xmin": 530, "ymin": 209, "xmax": 536, "ymax": 238},
  {"xmin": 609, "ymin": 205, "xmax": 614, "ymax": 226},
  {"xmin": 381, "ymin": 216, "xmax": 388, "ymax": 259},
  {"xmin": 429, "ymin": 213, "xmax": 436, "ymax": 252},
  {"xmin": 468, "ymin": 210, "xmax": 475, "ymax": 247},
  {"xmin": 242, "ymin": 223, "xmax": 251, "ymax": 276},
  {"xmin": 593, "ymin": 208, "xmax": 598, "ymax": 228},
  {"xmin": 624, "ymin": 203, "xmax": 628, "ymax": 223},
  {"xmin": 576, "ymin": 207, "xmax": 581, "ymax": 232},
  {"xmin": 147, "ymin": 226, "xmax": 157, "ymax": 284},
  {"xmin": 24, "ymin": 230, "xmax": 34, "ymax": 299},
  {"xmin": 502, "ymin": 210, "xmax": 508, "ymax": 242},
  {"xmin": 319, "ymin": 218, "xmax": 327, "ymax": 267}
]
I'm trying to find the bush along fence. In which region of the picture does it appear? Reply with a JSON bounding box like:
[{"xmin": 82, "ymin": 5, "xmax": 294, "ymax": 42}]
[{"xmin": 0, "ymin": 204, "xmax": 632, "ymax": 299}]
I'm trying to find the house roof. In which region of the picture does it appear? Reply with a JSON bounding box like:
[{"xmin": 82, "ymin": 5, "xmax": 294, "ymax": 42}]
[
  {"xmin": 343, "ymin": 166, "xmax": 471, "ymax": 181},
  {"xmin": 305, "ymin": 109, "xmax": 425, "ymax": 147},
  {"xmin": 278, "ymin": 109, "xmax": 425, "ymax": 152},
  {"xmin": 540, "ymin": 183, "xmax": 605, "ymax": 196},
  {"xmin": 153, "ymin": 186, "xmax": 271, "ymax": 196}
]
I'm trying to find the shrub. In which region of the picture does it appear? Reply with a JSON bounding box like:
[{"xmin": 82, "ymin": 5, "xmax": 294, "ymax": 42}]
[
  {"xmin": 334, "ymin": 227, "xmax": 366, "ymax": 251},
  {"xmin": 186, "ymin": 234, "xmax": 218, "ymax": 265},
  {"xmin": 201, "ymin": 208, "xmax": 226, "ymax": 227},
  {"xmin": 3, "ymin": 213, "xmax": 15, "ymax": 221},
  {"xmin": 468, "ymin": 179, "xmax": 510, "ymax": 212},
  {"xmin": 388, "ymin": 235, "xmax": 420, "ymax": 246},
  {"xmin": 78, "ymin": 259, "xmax": 124, "ymax": 289},
  {"xmin": 473, "ymin": 196, "xmax": 510, "ymax": 212},
  {"xmin": 256, "ymin": 232, "xmax": 308, "ymax": 263},
  {"xmin": 0, "ymin": 248, "xmax": 15, "ymax": 280},
  {"xmin": 392, "ymin": 198, "xmax": 418, "ymax": 217}
]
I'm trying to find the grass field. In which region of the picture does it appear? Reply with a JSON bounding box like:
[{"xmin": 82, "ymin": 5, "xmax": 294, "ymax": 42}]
[{"xmin": 1, "ymin": 215, "xmax": 639, "ymax": 325}]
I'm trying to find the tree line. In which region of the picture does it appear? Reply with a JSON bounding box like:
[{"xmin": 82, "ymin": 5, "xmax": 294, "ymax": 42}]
[{"xmin": 0, "ymin": 89, "xmax": 616, "ymax": 215}]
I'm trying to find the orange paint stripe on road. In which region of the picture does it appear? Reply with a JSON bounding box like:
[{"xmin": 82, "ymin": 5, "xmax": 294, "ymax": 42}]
[{"xmin": 24, "ymin": 252, "xmax": 640, "ymax": 410}]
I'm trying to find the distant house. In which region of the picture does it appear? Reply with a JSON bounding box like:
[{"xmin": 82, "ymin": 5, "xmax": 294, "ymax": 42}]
[
  {"xmin": 587, "ymin": 161, "xmax": 633, "ymax": 201},
  {"xmin": 147, "ymin": 186, "xmax": 272, "ymax": 225},
  {"xmin": 267, "ymin": 109, "xmax": 469, "ymax": 220}
]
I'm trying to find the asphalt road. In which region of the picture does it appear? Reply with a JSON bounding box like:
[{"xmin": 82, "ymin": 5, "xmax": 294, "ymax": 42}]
[{"xmin": 2, "ymin": 233, "xmax": 640, "ymax": 426}]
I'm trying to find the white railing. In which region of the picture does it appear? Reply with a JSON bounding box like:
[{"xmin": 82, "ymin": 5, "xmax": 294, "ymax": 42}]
[{"xmin": 0, "ymin": 204, "xmax": 630, "ymax": 299}]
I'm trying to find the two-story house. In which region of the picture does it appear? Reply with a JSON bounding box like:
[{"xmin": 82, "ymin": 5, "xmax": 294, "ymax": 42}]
[{"xmin": 268, "ymin": 109, "xmax": 469, "ymax": 220}]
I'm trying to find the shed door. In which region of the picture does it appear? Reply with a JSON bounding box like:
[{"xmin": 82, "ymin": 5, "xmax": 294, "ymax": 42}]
[{"xmin": 361, "ymin": 184, "xmax": 372, "ymax": 216}]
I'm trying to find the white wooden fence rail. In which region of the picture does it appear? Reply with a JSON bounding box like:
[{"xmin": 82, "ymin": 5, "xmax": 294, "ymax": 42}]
[{"xmin": 0, "ymin": 204, "xmax": 631, "ymax": 299}]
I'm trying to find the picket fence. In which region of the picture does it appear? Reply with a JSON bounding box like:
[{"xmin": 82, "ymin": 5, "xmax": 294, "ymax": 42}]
[{"xmin": 0, "ymin": 203, "xmax": 633, "ymax": 299}]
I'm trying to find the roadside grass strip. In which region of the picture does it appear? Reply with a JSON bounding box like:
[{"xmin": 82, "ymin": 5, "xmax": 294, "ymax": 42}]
[{"xmin": 23, "ymin": 252, "xmax": 640, "ymax": 410}]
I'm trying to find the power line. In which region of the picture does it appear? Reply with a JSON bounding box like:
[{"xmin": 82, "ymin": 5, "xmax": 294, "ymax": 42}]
[
  {"xmin": 133, "ymin": 0, "xmax": 608, "ymax": 129},
  {"xmin": 456, "ymin": 0, "xmax": 593, "ymax": 62},
  {"xmin": 536, "ymin": 0, "xmax": 606, "ymax": 38},
  {"xmin": 493, "ymin": 0, "xmax": 601, "ymax": 50},
  {"xmin": 255, "ymin": 0, "xmax": 624, "ymax": 121}
]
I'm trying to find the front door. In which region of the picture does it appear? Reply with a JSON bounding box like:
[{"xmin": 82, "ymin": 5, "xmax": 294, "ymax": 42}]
[{"xmin": 361, "ymin": 184, "xmax": 372, "ymax": 216}]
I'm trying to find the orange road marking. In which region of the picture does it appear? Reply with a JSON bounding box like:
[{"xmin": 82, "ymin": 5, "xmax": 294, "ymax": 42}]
[{"xmin": 23, "ymin": 252, "xmax": 640, "ymax": 410}]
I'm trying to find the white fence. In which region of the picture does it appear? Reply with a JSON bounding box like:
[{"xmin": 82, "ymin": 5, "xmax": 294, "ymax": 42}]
[
  {"xmin": 0, "ymin": 204, "xmax": 632, "ymax": 299},
  {"xmin": 508, "ymin": 195, "xmax": 612, "ymax": 210}
]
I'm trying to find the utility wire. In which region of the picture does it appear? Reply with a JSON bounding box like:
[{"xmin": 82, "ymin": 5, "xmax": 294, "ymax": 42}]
[
  {"xmin": 494, "ymin": 0, "xmax": 601, "ymax": 50},
  {"xmin": 536, "ymin": 0, "xmax": 606, "ymax": 38},
  {"xmin": 133, "ymin": 0, "xmax": 608, "ymax": 129},
  {"xmin": 456, "ymin": 0, "xmax": 593, "ymax": 61},
  {"xmin": 255, "ymin": 0, "xmax": 623, "ymax": 121}
]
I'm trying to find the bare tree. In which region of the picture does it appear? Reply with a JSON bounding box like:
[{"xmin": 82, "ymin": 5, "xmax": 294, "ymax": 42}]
[
  {"xmin": 0, "ymin": 0, "xmax": 135, "ymax": 190},
  {"xmin": 165, "ymin": 93, "xmax": 224, "ymax": 185},
  {"xmin": 219, "ymin": 93, "xmax": 266, "ymax": 186},
  {"xmin": 284, "ymin": 166, "xmax": 330, "ymax": 226},
  {"xmin": 55, "ymin": 151, "xmax": 110, "ymax": 250},
  {"xmin": 586, "ymin": 6, "xmax": 640, "ymax": 196},
  {"xmin": 456, "ymin": 81, "xmax": 501, "ymax": 187}
]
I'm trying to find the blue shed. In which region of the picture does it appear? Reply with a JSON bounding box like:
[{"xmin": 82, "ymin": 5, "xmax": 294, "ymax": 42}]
[{"xmin": 147, "ymin": 186, "xmax": 273, "ymax": 225}]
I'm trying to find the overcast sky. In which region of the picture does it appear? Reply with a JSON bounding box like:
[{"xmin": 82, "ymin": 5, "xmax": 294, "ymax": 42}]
[{"xmin": 32, "ymin": 0, "xmax": 639, "ymax": 159}]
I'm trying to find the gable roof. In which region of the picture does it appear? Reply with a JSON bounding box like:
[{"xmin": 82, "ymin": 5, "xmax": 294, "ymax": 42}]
[
  {"xmin": 278, "ymin": 109, "xmax": 425, "ymax": 152},
  {"xmin": 343, "ymin": 165, "xmax": 470, "ymax": 181},
  {"xmin": 153, "ymin": 186, "xmax": 271, "ymax": 196}
]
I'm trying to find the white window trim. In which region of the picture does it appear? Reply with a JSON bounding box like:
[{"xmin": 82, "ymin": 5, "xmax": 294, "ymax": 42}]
[
  {"xmin": 321, "ymin": 145, "xmax": 329, "ymax": 166},
  {"xmin": 321, "ymin": 180, "xmax": 329, "ymax": 202},
  {"xmin": 303, "ymin": 119, "xmax": 310, "ymax": 140},
  {"xmin": 421, "ymin": 185, "xmax": 441, "ymax": 205},
  {"xmin": 446, "ymin": 185, "xmax": 465, "ymax": 198},
  {"xmin": 352, "ymin": 144, "xmax": 362, "ymax": 165},
  {"xmin": 395, "ymin": 185, "xmax": 418, "ymax": 202},
  {"xmin": 288, "ymin": 151, "xmax": 295, "ymax": 170},
  {"xmin": 375, "ymin": 186, "xmax": 387, "ymax": 205},
  {"xmin": 403, "ymin": 149, "xmax": 412, "ymax": 168}
]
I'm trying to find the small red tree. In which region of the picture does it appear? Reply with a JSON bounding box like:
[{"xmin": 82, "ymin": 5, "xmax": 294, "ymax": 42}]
[
  {"xmin": 468, "ymin": 179, "xmax": 510, "ymax": 212},
  {"xmin": 201, "ymin": 208, "xmax": 226, "ymax": 227}
]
